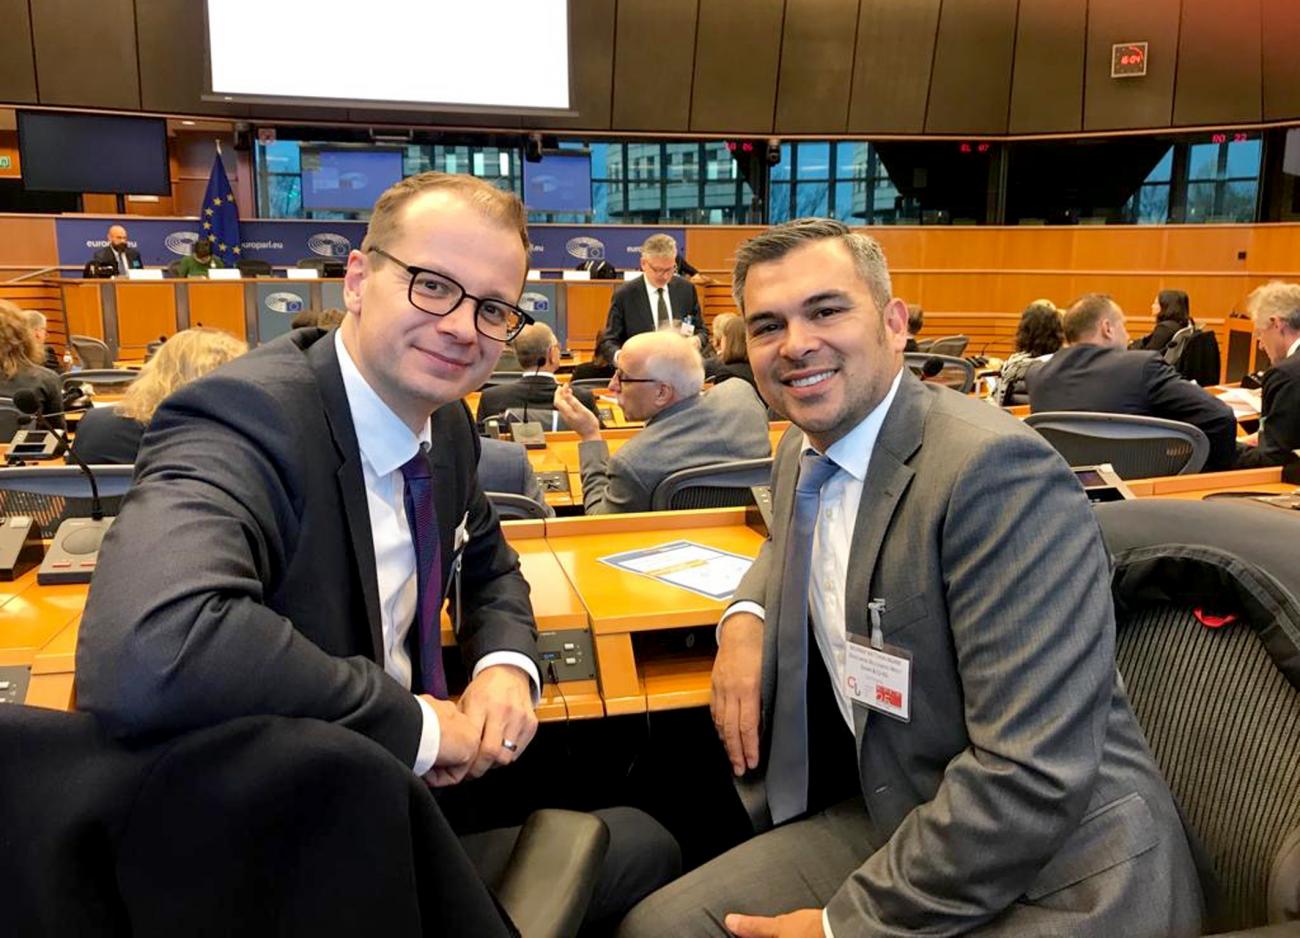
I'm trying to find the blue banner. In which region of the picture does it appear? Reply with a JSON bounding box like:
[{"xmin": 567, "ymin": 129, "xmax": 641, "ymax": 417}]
[{"xmin": 526, "ymin": 226, "xmax": 687, "ymax": 272}]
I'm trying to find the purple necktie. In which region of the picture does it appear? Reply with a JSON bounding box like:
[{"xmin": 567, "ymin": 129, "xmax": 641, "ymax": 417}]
[{"xmin": 400, "ymin": 445, "xmax": 447, "ymax": 698}]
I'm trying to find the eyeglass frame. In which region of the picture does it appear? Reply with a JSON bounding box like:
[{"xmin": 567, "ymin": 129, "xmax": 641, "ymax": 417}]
[
  {"xmin": 367, "ymin": 246, "xmax": 534, "ymax": 342},
  {"xmin": 612, "ymin": 368, "xmax": 659, "ymax": 385}
]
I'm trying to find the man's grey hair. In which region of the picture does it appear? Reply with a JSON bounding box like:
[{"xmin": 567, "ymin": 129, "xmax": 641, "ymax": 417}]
[
  {"xmin": 22, "ymin": 309, "xmax": 46, "ymax": 331},
  {"xmin": 641, "ymin": 233, "xmax": 678, "ymax": 259},
  {"xmin": 627, "ymin": 330, "xmax": 704, "ymax": 399},
  {"xmin": 510, "ymin": 322, "xmax": 557, "ymax": 370},
  {"xmin": 1246, "ymin": 281, "xmax": 1300, "ymax": 332},
  {"xmin": 731, "ymin": 218, "xmax": 892, "ymax": 313}
]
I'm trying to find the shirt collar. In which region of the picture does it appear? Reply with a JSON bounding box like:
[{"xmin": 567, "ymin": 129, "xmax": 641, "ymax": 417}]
[
  {"xmin": 523, "ymin": 370, "xmax": 556, "ymax": 381},
  {"xmin": 802, "ymin": 366, "xmax": 904, "ymax": 482},
  {"xmin": 644, "ymin": 277, "xmax": 668, "ymax": 302},
  {"xmin": 334, "ymin": 328, "xmax": 431, "ymax": 477},
  {"xmin": 1288, "ymin": 336, "xmax": 1300, "ymax": 360}
]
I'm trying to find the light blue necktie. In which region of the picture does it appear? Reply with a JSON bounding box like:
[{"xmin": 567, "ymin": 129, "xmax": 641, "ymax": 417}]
[{"xmin": 766, "ymin": 450, "xmax": 841, "ymax": 824}]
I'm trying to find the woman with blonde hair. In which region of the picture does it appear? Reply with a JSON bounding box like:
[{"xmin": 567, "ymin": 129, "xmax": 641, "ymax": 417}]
[
  {"xmin": 0, "ymin": 299, "xmax": 62, "ymax": 426},
  {"xmin": 73, "ymin": 327, "xmax": 247, "ymax": 463},
  {"xmin": 714, "ymin": 312, "xmax": 762, "ymax": 399}
]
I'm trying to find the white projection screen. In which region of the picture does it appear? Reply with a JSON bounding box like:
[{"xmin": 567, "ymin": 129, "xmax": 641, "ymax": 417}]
[{"xmin": 205, "ymin": 1, "xmax": 571, "ymax": 112}]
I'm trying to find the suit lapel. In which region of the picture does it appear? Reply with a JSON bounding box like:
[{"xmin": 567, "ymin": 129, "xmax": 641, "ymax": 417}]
[{"xmin": 308, "ymin": 332, "xmax": 385, "ymax": 661}]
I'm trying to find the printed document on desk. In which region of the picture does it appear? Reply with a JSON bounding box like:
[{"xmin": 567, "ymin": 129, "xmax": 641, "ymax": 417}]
[
  {"xmin": 599, "ymin": 540, "xmax": 754, "ymax": 601},
  {"xmin": 1216, "ymin": 387, "xmax": 1263, "ymax": 418}
]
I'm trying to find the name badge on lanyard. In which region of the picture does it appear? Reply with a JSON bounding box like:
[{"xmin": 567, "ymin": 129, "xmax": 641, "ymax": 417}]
[{"xmin": 845, "ymin": 598, "xmax": 912, "ymax": 722}]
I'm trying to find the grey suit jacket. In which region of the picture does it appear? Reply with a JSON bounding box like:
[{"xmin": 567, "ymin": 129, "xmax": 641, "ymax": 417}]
[
  {"xmin": 477, "ymin": 437, "xmax": 554, "ymax": 517},
  {"xmin": 577, "ymin": 378, "xmax": 770, "ymax": 514},
  {"xmin": 736, "ymin": 370, "xmax": 1201, "ymax": 936}
]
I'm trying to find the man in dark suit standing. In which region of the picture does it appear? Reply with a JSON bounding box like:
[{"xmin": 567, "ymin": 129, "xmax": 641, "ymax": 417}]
[
  {"xmin": 1236, "ymin": 280, "xmax": 1300, "ymax": 467},
  {"xmin": 1028, "ymin": 293, "xmax": 1237, "ymax": 471},
  {"xmin": 619, "ymin": 220, "xmax": 1201, "ymax": 938},
  {"xmin": 476, "ymin": 322, "xmax": 599, "ymax": 430},
  {"xmin": 75, "ymin": 172, "xmax": 678, "ymax": 927},
  {"xmin": 87, "ymin": 224, "xmax": 143, "ymax": 277},
  {"xmin": 598, "ymin": 233, "xmax": 703, "ymax": 363}
]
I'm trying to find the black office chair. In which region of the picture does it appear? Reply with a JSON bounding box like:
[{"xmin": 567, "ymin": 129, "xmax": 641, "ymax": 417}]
[
  {"xmin": 928, "ymin": 334, "xmax": 970, "ymax": 357},
  {"xmin": 914, "ymin": 338, "xmax": 936, "ymax": 353},
  {"xmin": 63, "ymin": 369, "xmax": 138, "ymax": 392},
  {"xmin": 488, "ymin": 491, "xmax": 550, "ymax": 520},
  {"xmin": 69, "ymin": 335, "xmax": 113, "ymax": 370},
  {"xmin": 650, "ymin": 458, "xmax": 773, "ymax": 511},
  {"xmin": 0, "ymin": 398, "xmax": 21, "ymax": 444},
  {"xmin": 0, "ymin": 465, "xmax": 135, "ymax": 537},
  {"xmin": 0, "ymin": 709, "xmax": 610, "ymax": 938},
  {"xmin": 236, "ymin": 258, "xmax": 273, "ymax": 277},
  {"xmin": 1025, "ymin": 412, "xmax": 1210, "ymax": 480},
  {"xmin": 1096, "ymin": 499, "xmax": 1300, "ymax": 935},
  {"xmin": 166, "ymin": 259, "xmax": 185, "ymax": 278},
  {"xmin": 904, "ymin": 352, "xmax": 976, "ymax": 393}
]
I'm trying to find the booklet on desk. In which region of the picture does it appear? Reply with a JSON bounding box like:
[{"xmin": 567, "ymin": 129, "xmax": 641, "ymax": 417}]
[{"xmin": 599, "ymin": 540, "xmax": 754, "ymax": 601}]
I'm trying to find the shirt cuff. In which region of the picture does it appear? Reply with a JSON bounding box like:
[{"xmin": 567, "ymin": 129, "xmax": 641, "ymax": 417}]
[
  {"xmin": 821, "ymin": 908, "xmax": 833, "ymax": 938},
  {"xmin": 412, "ymin": 694, "xmax": 441, "ymax": 776},
  {"xmin": 472, "ymin": 651, "xmax": 542, "ymax": 706},
  {"xmin": 717, "ymin": 600, "xmax": 765, "ymax": 644}
]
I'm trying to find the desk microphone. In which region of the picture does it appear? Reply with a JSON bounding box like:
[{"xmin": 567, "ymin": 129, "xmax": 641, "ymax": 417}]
[{"xmin": 12, "ymin": 389, "xmax": 113, "ymax": 584}]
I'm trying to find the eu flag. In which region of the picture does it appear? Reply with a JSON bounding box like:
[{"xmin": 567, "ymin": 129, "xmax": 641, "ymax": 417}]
[{"xmin": 200, "ymin": 153, "xmax": 242, "ymax": 267}]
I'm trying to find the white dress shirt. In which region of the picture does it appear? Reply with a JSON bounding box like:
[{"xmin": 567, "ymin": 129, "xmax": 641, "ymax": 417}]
[
  {"xmin": 643, "ymin": 277, "xmax": 674, "ymax": 329},
  {"xmin": 335, "ymin": 330, "xmax": 539, "ymax": 776},
  {"xmin": 1288, "ymin": 336, "xmax": 1300, "ymax": 360}
]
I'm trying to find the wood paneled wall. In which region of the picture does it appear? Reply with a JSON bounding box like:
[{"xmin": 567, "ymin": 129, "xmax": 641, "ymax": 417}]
[
  {"xmin": 0, "ymin": 1, "xmax": 1297, "ymax": 136},
  {"xmin": 0, "ymin": 282, "xmax": 68, "ymax": 353}
]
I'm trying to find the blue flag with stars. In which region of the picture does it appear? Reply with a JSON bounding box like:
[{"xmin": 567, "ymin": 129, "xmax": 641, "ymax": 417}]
[{"xmin": 200, "ymin": 153, "xmax": 242, "ymax": 266}]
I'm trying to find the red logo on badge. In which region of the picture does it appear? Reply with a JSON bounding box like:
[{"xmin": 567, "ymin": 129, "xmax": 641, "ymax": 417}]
[{"xmin": 875, "ymin": 685, "xmax": 902, "ymax": 708}]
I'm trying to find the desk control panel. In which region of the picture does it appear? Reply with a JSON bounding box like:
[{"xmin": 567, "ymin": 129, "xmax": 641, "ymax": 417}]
[
  {"xmin": 537, "ymin": 470, "xmax": 570, "ymax": 495},
  {"xmin": 538, "ymin": 629, "xmax": 595, "ymax": 682},
  {"xmin": 0, "ymin": 665, "xmax": 31, "ymax": 705}
]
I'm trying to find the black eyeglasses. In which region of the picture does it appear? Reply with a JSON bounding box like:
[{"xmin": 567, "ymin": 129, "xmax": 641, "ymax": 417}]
[
  {"xmin": 613, "ymin": 368, "xmax": 657, "ymax": 385},
  {"xmin": 369, "ymin": 247, "xmax": 533, "ymax": 342}
]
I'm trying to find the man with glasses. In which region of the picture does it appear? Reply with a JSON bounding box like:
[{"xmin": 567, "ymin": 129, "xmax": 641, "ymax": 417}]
[
  {"xmin": 1235, "ymin": 280, "xmax": 1300, "ymax": 467},
  {"xmin": 597, "ymin": 233, "xmax": 704, "ymax": 363},
  {"xmin": 554, "ymin": 330, "xmax": 770, "ymax": 514},
  {"xmin": 76, "ymin": 172, "xmax": 680, "ymax": 929}
]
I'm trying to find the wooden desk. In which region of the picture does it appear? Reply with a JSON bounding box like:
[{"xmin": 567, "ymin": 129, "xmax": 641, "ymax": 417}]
[
  {"xmin": 545, "ymin": 508, "xmax": 765, "ymax": 716},
  {"xmin": 1127, "ymin": 466, "xmax": 1291, "ymax": 500}
]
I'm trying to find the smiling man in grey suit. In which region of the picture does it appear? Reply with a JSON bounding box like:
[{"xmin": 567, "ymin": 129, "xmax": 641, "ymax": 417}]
[{"xmin": 617, "ymin": 219, "xmax": 1202, "ymax": 938}]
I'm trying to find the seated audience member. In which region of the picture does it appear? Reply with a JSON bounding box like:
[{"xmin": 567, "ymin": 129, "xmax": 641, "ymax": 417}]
[
  {"xmin": 714, "ymin": 313, "xmax": 760, "ymax": 395},
  {"xmin": 0, "ymin": 300, "xmax": 62, "ymax": 428},
  {"xmin": 1133, "ymin": 288, "xmax": 1190, "ymax": 353},
  {"xmin": 570, "ymin": 339, "xmax": 616, "ymax": 383},
  {"xmin": 995, "ymin": 299, "xmax": 1063, "ymax": 406},
  {"xmin": 72, "ymin": 328, "xmax": 248, "ymax": 464},
  {"xmin": 1235, "ymin": 281, "xmax": 1300, "ymax": 467},
  {"xmin": 904, "ymin": 302, "xmax": 923, "ymax": 352},
  {"xmin": 477, "ymin": 437, "xmax": 554, "ymax": 517},
  {"xmin": 703, "ymin": 312, "xmax": 737, "ymax": 382},
  {"xmin": 175, "ymin": 238, "xmax": 225, "ymax": 278},
  {"xmin": 22, "ymin": 308, "xmax": 63, "ymax": 373},
  {"xmin": 553, "ymin": 331, "xmax": 770, "ymax": 514},
  {"xmin": 290, "ymin": 307, "xmax": 347, "ymax": 330},
  {"xmin": 1027, "ymin": 293, "xmax": 1236, "ymax": 470},
  {"xmin": 476, "ymin": 323, "xmax": 599, "ymax": 429}
]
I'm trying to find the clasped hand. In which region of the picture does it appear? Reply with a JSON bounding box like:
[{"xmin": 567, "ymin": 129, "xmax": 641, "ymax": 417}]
[{"xmin": 422, "ymin": 664, "xmax": 537, "ymax": 787}]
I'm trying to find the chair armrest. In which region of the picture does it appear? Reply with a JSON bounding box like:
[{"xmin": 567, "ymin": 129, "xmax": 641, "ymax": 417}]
[{"xmin": 495, "ymin": 809, "xmax": 609, "ymax": 938}]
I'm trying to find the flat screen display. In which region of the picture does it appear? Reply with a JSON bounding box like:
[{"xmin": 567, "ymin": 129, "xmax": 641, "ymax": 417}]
[
  {"xmin": 206, "ymin": 1, "xmax": 570, "ymax": 111},
  {"xmin": 301, "ymin": 149, "xmax": 404, "ymax": 211},
  {"xmin": 523, "ymin": 151, "xmax": 592, "ymax": 213},
  {"xmin": 17, "ymin": 112, "xmax": 170, "ymax": 195}
]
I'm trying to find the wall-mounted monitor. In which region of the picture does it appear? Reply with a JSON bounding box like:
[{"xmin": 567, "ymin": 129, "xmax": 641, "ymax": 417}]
[
  {"xmin": 17, "ymin": 112, "xmax": 170, "ymax": 195},
  {"xmin": 301, "ymin": 148, "xmax": 404, "ymax": 212},
  {"xmin": 205, "ymin": 1, "xmax": 571, "ymax": 113},
  {"xmin": 523, "ymin": 151, "xmax": 592, "ymax": 213}
]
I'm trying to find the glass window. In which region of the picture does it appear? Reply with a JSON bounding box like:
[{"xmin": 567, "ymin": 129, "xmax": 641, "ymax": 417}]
[
  {"xmin": 769, "ymin": 182, "xmax": 792, "ymax": 223},
  {"xmin": 770, "ymin": 143, "xmax": 793, "ymax": 182},
  {"xmin": 1185, "ymin": 181, "xmax": 1218, "ymax": 220},
  {"xmin": 835, "ymin": 142, "xmax": 869, "ymax": 179},
  {"xmin": 1188, "ymin": 142, "xmax": 1221, "ymax": 181},
  {"xmin": 264, "ymin": 172, "xmax": 302, "ymax": 218},
  {"xmin": 261, "ymin": 140, "xmax": 301, "ymax": 173},
  {"xmin": 796, "ymin": 142, "xmax": 831, "ymax": 180},
  {"xmin": 1129, "ymin": 184, "xmax": 1170, "ymax": 224},
  {"xmin": 832, "ymin": 181, "xmax": 859, "ymax": 222},
  {"xmin": 795, "ymin": 181, "xmax": 830, "ymax": 216},
  {"xmin": 1226, "ymin": 137, "xmax": 1262, "ymax": 178},
  {"xmin": 1220, "ymin": 180, "xmax": 1258, "ymax": 221},
  {"xmin": 1146, "ymin": 148, "xmax": 1174, "ymax": 183}
]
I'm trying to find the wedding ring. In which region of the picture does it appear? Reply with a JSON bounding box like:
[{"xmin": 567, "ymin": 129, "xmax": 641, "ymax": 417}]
[{"xmin": 502, "ymin": 738, "xmax": 518, "ymax": 752}]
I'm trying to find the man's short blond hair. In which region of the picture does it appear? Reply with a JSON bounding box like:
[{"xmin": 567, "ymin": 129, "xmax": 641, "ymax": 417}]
[
  {"xmin": 1246, "ymin": 281, "xmax": 1300, "ymax": 332},
  {"xmin": 360, "ymin": 172, "xmax": 529, "ymax": 259},
  {"xmin": 511, "ymin": 322, "xmax": 557, "ymax": 369},
  {"xmin": 641, "ymin": 233, "xmax": 678, "ymax": 259}
]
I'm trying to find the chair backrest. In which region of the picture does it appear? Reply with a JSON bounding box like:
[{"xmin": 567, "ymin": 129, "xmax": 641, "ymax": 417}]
[
  {"xmin": 166, "ymin": 259, "xmax": 184, "ymax": 278},
  {"xmin": 0, "ymin": 401, "xmax": 20, "ymax": 444},
  {"xmin": 0, "ymin": 465, "xmax": 135, "ymax": 537},
  {"xmin": 650, "ymin": 458, "xmax": 773, "ymax": 511},
  {"xmin": 914, "ymin": 338, "xmax": 935, "ymax": 353},
  {"xmin": 63, "ymin": 369, "xmax": 137, "ymax": 392},
  {"xmin": 1175, "ymin": 329, "xmax": 1222, "ymax": 387},
  {"xmin": 1024, "ymin": 411, "xmax": 1209, "ymax": 479},
  {"xmin": 568, "ymin": 377, "xmax": 613, "ymax": 391},
  {"xmin": 903, "ymin": 352, "xmax": 975, "ymax": 393},
  {"xmin": 487, "ymin": 491, "xmax": 550, "ymax": 520},
  {"xmin": 236, "ymin": 258, "xmax": 272, "ymax": 276},
  {"xmin": 1096, "ymin": 500, "xmax": 1300, "ymax": 932},
  {"xmin": 297, "ymin": 257, "xmax": 346, "ymax": 277},
  {"xmin": 927, "ymin": 334, "xmax": 969, "ymax": 356},
  {"xmin": 69, "ymin": 335, "xmax": 112, "ymax": 369}
]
